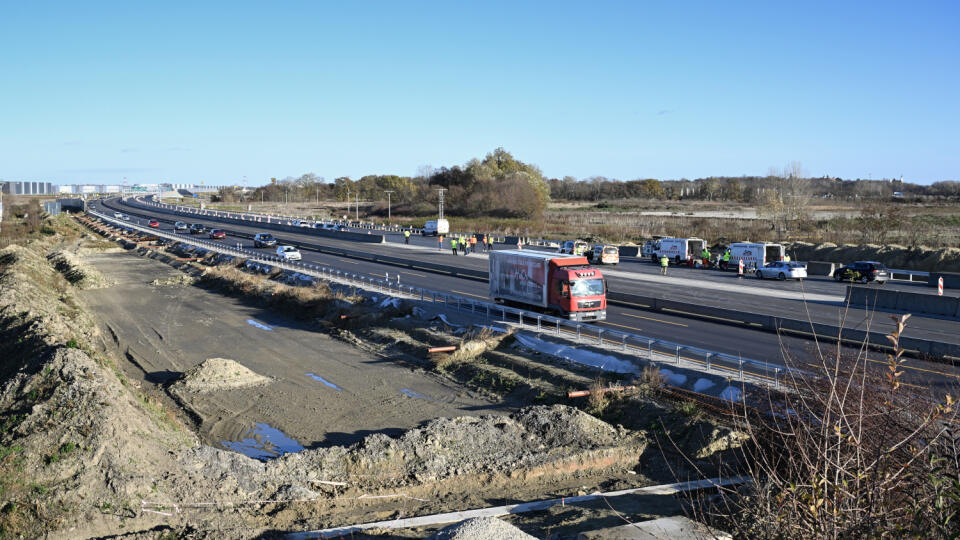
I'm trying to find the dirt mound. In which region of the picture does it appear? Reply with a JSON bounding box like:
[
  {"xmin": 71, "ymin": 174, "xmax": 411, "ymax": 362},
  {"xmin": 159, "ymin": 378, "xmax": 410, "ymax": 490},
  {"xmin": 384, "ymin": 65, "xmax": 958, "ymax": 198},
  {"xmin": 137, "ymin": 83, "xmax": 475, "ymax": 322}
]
[
  {"xmin": 174, "ymin": 405, "xmax": 639, "ymax": 501},
  {"xmin": 47, "ymin": 248, "xmax": 110, "ymax": 289},
  {"xmin": 171, "ymin": 358, "xmax": 271, "ymax": 393},
  {"xmin": 789, "ymin": 241, "xmax": 960, "ymax": 273},
  {"xmin": 429, "ymin": 517, "xmax": 536, "ymax": 540}
]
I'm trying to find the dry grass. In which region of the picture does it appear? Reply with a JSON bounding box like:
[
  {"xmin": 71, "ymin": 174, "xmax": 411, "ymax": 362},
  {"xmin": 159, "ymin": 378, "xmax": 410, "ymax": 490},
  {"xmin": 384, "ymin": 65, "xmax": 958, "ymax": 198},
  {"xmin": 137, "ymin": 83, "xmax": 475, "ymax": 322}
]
[{"xmin": 699, "ymin": 315, "xmax": 960, "ymax": 537}]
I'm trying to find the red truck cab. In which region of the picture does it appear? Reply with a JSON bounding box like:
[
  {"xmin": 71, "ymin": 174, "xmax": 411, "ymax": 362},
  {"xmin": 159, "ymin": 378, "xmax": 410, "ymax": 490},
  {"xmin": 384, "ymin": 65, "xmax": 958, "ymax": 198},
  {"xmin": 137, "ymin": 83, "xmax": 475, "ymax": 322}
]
[{"xmin": 547, "ymin": 258, "xmax": 607, "ymax": 321}]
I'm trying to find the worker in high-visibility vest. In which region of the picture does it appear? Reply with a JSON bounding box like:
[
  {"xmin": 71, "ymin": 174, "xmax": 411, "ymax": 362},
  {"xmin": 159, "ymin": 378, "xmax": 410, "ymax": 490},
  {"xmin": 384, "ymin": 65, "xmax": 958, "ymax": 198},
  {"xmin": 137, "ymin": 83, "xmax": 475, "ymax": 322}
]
[
  {"xmin": 784, "ymin": 254, "xmax": 791, "ymax": 262},
  {"xmin": 701, "ymin": 248, "xmax": 710, "ymax": 267},
  {"xmin": 722, "ymin": 250, "xmax": 731, "ymax": 271},
  {"xmin": 438, "ymin": 235, "xmax": 444, "ymax": 251},
  {"xmin": 403, "ymin": 230, "xmax": 410, "ymax": 244},
  {"xmin": 450, "ymin": 237, "xmax": 458, "ymax": 255},
  {"xmin": 660, "ymin": 255, "xmax": 669, "ymax": 275}
]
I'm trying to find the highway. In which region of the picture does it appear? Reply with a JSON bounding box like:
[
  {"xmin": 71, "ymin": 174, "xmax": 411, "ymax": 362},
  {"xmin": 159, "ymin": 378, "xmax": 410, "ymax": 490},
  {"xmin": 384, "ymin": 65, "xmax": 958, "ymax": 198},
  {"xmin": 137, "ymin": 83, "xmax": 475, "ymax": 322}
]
[
  {"xmin": 112, "ymin": 197, "xmax": 960, "ymax": 346},
  {"xmin": 98, "ymin": 196, "xmax": 960, "ymax": 390}
]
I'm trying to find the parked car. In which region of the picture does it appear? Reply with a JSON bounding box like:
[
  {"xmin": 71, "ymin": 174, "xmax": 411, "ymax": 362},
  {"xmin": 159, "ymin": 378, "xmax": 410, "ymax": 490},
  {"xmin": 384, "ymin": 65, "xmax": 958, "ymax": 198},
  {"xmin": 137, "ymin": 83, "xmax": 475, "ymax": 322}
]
[
  {"xmin": 148, "ymin": 220, "xmax": 160, "ymax": 228},
  {"xmin": 208, "ymin": 229, "xmax": 226, "ymax": 239},
  {"xmin": 253, "ymin": 233, "xmax": 277, "ymax": 248},
  {"xmin": 121, "ymin": 214, "xmax": 130, "ymax": 221},
  {"xmin": 189, "ymin": 223, "xmax": 206, "ymax": 234},
  {"xmin": 113, "ymin": 212, "xmax": 123, "ymax": 219},
  {"xmin": 173, "ymin": 221, "xmax": 189, "ymax": 232},
  {"xmin": 276, "ymin": 245, "xmax": 301, "ymax": 261},
  {"xmin": 559, "ymin": 240, "xmax": 589, "ymax": 256},
  {"xmin": 588, "ymin": 245, "xmax": 620, "ymax": 265},
  {"xmin": 835, "ymin": 261, "xmax": 889, "ymax": 284},
  {"xmin": 755, "ymin": 261, "xmax": 807, "ymax": 281}
]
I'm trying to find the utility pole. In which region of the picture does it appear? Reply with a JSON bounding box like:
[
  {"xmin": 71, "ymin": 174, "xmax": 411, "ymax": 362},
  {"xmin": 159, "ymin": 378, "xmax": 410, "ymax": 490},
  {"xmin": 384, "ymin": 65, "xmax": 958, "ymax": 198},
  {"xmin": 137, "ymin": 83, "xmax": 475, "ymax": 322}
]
[
  {"xmin": 436, "ymin": 188, "xmax": 446, "ymax": 220},
  {"xmin": 384, "ymin": 190, "xmax": 394, "ymax": 221},
  {"xmin": 346, "ymin": 188, "xmax": 350, "ymax": 220},
  {"xmin": 355, "ymin": 193, "xmax": 359, "ymax": 221}
]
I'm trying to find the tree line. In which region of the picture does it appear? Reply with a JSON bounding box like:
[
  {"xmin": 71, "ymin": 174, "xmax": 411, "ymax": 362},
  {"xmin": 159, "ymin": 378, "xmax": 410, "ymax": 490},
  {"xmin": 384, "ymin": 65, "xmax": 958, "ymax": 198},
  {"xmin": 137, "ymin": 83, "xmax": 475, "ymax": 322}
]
[{"xmin": 213, "ymin": 150, "xmax": 959, "ymax": 219}]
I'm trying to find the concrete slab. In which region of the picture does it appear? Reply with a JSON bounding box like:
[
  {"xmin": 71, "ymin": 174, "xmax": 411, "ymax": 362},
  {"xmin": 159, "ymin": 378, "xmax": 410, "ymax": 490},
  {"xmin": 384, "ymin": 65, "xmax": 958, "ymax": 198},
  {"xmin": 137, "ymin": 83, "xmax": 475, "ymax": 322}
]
[{"xmin": 576, "ymin": 516, "xmax": 731, "ymax": 540}]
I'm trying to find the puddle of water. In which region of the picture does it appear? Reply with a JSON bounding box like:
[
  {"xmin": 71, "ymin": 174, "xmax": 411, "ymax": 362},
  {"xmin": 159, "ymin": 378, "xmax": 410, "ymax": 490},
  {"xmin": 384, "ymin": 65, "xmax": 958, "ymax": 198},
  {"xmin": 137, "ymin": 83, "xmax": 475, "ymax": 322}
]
[
  {"xmin": 400, "ymin": 388, "xmax": 431, "ymax": 400},
  {"xmin": 221, "ymin": 422, "xmax": 304, "ymax": 461},
  {"xmin": 246, "ymin": 319, "xmax": 272, "ymax": 331},
  {"xmin": 305, "ymin": 373, "xmax": 342, "ymax": 391}
]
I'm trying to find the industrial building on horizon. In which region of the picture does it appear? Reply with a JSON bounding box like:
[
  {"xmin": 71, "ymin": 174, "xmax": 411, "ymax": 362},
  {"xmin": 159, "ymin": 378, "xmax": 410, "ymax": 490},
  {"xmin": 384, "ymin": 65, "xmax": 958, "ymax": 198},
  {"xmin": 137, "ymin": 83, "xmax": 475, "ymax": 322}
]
[{"xmin": 1, "ymin": 181, "xmax": 218, "ymax": 196}]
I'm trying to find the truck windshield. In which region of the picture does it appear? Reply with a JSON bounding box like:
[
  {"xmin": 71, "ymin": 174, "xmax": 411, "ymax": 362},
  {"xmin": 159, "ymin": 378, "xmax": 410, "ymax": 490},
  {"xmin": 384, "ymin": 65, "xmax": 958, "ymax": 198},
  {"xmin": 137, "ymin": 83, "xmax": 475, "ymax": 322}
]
[{"xmin": 570, "ymin": 279, "xmax": 604, "ymax": 297}]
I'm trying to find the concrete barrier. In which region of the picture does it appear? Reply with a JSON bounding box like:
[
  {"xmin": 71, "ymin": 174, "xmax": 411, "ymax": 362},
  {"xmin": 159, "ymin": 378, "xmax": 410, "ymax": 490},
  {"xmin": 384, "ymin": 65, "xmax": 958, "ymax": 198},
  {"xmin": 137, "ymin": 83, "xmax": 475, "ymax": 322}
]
[
  {"xmin": 845, "ymin": 285, "xmax": 960, "ymax": 318},
  {"xmin": 806, "ymin": 261, "xmax": 837, "ymax": 276},
  {"xmin": 930, "ymin": 272, "xmax": 960, "ymax": 289}
]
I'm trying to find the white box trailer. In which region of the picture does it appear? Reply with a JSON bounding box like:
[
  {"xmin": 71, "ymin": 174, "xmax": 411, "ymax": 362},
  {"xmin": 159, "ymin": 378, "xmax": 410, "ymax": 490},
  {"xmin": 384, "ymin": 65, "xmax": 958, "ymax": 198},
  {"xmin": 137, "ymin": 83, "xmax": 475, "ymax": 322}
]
[
  {"xmin": 489, "ymin": 250, "xmax": 555, "ymax": 308},
  {"xmin": 651, "ymin": 237, "xmax": 706, "ymax": 264},
  {"xmin": 727, "ymin": 242, "xmax": 784, "ymax": 269}
]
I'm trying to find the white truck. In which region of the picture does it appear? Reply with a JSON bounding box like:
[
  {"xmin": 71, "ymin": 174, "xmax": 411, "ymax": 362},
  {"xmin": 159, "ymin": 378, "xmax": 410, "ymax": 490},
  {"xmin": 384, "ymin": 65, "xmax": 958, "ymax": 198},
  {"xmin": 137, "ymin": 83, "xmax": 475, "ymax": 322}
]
[
  {"xmin": 726, "ymin": 242, "xmax": 785, "ymax": 270},
  {"xmin": 423, "ymin": 219, "xmax": 449, "ymax": 236},
  {"xmin": 649, "ymin": 237, "xmax": 706, "ymax": 265}
]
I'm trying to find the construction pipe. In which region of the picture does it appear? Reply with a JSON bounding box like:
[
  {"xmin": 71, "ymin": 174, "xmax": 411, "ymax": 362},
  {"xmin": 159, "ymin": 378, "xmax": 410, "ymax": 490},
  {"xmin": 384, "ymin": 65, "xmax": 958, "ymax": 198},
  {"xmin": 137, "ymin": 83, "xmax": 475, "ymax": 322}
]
[{"xmin": 428, "ymin": 346, "xmax": 457, "ymax": 353}]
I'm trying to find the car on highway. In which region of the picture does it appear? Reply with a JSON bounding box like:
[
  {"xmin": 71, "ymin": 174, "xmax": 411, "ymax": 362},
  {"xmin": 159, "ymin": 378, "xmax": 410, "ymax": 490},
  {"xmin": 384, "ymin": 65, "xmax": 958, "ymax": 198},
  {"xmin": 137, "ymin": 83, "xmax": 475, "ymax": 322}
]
[
  {"xmin": 173, "ymin": 221, "xmax": 189, "ymax": 232},
  {"xmin": 835, "ymin": 261, "xmax": 889, "ymax": 284},
  {"xmin": 121, "ymin": 214, "xmax": 130, "ymax": 221},
  {"xmin": 113, "ymin": 212, "xmax": 123, "ymax": 219},
  {"xmin": 208, "ymin": 229, "xmax": 226, "ymax": 239},
  {"xmin": 276, "ymin": 245, "xmax": 301, "ymax": 261},
  {"xmin": 559, "ymin": 240, "xmax": 589, "ymax": 255},
  {"xmin": 189, "ymin": 223, "xmax": 206, "ymax": 234},
  {"xmin": 253, "ymin": 233, "xmax": 277, "ymax": 248},
  {"xmin": 148, "ymin": 220, "xmax": 160, "ymax": 228},
  {"xmin": 755, "ymin": 261, "xmax": 807, "ymax": 281},
  {"xmin": 291, "ymin": 220, "xmax": 312, "ymax": 228},
  {"xmin": 316, "ymin": 222, "xmax": 343, "ymax": 231},
  {"xmin": 587, "ymin": 245, "xmax": 620, "ymax": 265}
]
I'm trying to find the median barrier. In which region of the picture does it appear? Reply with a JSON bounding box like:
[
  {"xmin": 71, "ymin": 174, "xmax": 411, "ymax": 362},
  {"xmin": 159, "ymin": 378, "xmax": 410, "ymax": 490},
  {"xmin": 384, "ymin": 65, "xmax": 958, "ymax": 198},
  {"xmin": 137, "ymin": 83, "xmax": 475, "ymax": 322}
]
[
  {"xmin": 806, "ymin": 261, "xmax": 836, "ymax": 276},
  {"xmin": 845, "ymin": 285, "xmax": 960, "ymax": 318},
  {"xmin": 930, "ymin": 272, "xmax": 960, "ymax": 289}
]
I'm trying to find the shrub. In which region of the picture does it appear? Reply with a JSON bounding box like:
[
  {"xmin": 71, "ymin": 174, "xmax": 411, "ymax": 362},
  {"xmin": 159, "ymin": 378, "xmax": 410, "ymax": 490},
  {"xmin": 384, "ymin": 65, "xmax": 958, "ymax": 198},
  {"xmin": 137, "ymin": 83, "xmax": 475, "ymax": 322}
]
[{"xmin": 707, "ymin": 315, "xmax": 960, "ymax": 537}]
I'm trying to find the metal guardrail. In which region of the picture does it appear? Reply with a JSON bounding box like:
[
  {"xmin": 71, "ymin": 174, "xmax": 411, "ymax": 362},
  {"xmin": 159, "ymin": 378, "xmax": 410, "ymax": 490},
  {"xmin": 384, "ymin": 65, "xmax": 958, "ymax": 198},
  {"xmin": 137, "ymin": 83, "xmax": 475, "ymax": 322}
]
[{"xmin": 88, "ymin": 209, "xmax": 790, "ymax": 390}]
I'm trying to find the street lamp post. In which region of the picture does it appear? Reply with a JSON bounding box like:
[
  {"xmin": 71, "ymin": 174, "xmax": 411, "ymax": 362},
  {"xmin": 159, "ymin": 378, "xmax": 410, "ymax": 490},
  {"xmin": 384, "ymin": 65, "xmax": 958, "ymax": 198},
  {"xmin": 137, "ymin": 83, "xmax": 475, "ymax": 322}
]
[{"xmin": 384, "ymin": 190, "xmax": 394, "ymax": 221}]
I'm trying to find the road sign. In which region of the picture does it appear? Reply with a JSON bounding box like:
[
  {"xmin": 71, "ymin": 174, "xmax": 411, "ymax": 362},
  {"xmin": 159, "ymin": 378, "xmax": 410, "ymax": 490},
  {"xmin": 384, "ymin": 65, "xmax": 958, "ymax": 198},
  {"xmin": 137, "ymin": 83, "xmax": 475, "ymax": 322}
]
[{"xmin": 939, "ymin": 277, "xmax": 944, "ymax": 296}]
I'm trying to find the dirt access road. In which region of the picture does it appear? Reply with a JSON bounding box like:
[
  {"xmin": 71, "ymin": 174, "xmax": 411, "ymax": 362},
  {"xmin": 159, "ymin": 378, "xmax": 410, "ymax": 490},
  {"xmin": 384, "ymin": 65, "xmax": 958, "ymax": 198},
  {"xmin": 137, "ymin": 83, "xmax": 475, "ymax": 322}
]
[{"xmin": 80, "ymin": 250, "xmax": 501, "ymax": 456}]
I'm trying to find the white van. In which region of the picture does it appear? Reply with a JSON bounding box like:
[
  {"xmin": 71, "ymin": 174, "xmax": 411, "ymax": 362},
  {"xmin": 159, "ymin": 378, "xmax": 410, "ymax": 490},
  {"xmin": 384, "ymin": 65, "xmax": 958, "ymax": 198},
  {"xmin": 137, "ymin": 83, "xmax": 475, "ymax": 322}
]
[
  {"xmin": 726, "ymin": 242, "xmax": 784, "ymax": 270},
  {"xmin": 423, "ymin": 219, "xmax": 449, "ymax": 236},
  {"xmin": 651, "ymin": 238, "xmax": 706, "ymax": 264}
]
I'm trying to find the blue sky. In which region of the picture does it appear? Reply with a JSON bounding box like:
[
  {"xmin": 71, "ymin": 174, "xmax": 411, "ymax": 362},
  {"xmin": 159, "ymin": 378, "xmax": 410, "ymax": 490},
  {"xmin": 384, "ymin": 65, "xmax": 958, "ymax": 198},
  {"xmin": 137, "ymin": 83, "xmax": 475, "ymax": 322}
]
[{"xmin": 1, "ymin": 1, "xmax": 957, "ymax": 185}]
